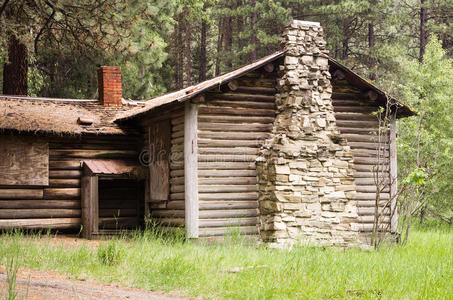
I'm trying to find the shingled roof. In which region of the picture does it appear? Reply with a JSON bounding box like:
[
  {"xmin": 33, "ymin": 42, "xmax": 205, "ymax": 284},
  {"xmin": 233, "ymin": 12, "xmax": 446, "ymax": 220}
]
[
  {"xmin": 115, "ymin": 51, "xmax": 416, "ymax": 123},
  {"xmin": 0, "ymin": 95, "xmax": 140, "ymax": 135}
]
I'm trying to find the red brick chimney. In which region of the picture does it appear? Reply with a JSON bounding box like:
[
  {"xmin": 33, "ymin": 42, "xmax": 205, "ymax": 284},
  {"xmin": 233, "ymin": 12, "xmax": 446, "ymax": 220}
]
[{"xmin": 97, "ymin": 66, "xmax": 122, "ymax": 107}]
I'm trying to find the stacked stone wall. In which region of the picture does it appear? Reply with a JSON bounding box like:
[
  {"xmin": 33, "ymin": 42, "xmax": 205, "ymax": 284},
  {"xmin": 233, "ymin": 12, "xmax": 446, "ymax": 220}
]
[{"xmin": 256, "ymin": 20, "xmax": 361, "ymax": 247}]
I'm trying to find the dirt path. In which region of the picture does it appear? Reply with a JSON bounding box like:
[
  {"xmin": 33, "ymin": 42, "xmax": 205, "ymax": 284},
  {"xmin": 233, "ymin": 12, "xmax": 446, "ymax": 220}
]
[{"xmin": 0, "ymin": 267, "xmax": 191, "ymax": 300}]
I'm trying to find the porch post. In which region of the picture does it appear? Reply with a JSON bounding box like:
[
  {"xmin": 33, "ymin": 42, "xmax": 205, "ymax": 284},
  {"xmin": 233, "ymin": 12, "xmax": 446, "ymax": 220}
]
[
  {"xmin": 81, "ymin": 170, "xmax": 99, "ymax": 239},
  {"xmin": 389, "ymin": 114, "xmax": 398, "ymax": 233},
  {"xmin": 184, "ymin": 101, "xmax": 199, "ymax": 238}
]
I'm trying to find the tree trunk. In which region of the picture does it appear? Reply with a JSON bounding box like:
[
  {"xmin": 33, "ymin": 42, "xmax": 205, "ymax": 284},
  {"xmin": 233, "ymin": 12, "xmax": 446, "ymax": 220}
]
[
  {"xmin": 250, "ymin": 0, "xmax": 257, "ymax": 62},
  {"xmin": 215, "ymin": 19, "xmax": 224, "ymax": 76},
  {"xmin": 223, "ymin": 5, "xmax": 233, "ymax": 69},
  {"xmin": 419, "ymin": 0, "xmax": 428, "ymax": 62},
  {"xmin": 3, "ymin": 35, "xmax": 28, "ymax": 96},
  {"xmin": 368, "ymin": 21, "xmax": 376, "ymax": 80},
  {"xmin": 185, "ymin": 7, "xmax": 192, "ymax": 87},
  {"xmin": 342, "ymin": 18, "xmax": 350, "ymax": 60},
  {"xmin": 177, "ymin": 14, "xmax": 184, "ymax": 89},
  {"xmin": 199, "ymin": 4, "xmax": 208, "ymax": 82}
]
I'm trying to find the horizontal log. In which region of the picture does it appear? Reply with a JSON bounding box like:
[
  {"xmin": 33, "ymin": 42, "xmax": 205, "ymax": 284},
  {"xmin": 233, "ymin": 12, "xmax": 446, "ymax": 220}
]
[
  {"xmin": 170, "ymin": 193, "xmax": 185, "ymax": 200},
  {"xmin": 359, "ymin": 216, "xmax": 390, "ymax": 224},
  {"xmin": 355, "ymin": 193, "xmax": 390, "ymax": 200},
  {"xmin": 198, "ymin": 147, "xmax": 258, "ymax": 155},
  {"xmin": 354, "ymin": 164, "xmax": 389, "ymax": 172},
  {"xmin": 357, "ymin": 200, "xmax": 393, "ymax": 207},
  {"xmin": 198, "ymin": 169, "xmax": 257, "ymax": 177},
  {"xmin": 198, "ymin": 185, "xmax": 257, "ymax": 193},
  {"xmin": 338, "ymin": 127, "xmax": 380, "ymax": 135},
  {"xmin": 229, "ymin": 86, "xmax": 276, "ymax": 95},
  {"xmin": 170, "ymin": 170, "xmax": 184, "ymax": 177},
  {"xmin": 43, "ymin": 188, "xmax": 80, "ymax": 200},
  {"xmin": 152, "ymin": 210, "xmax": 185, "ymax": 218},
  {"xmin": 171, "ymin": 130, "xmax": 184, "ymax": 139},
  {"xmin": 358, "ymin": 223, "xmax": 391, "ymax": 232},
  {"xmin": 335, "ymin": 113, "xmax": 379, "ymax": 122},
  {"xmin": 342, "ymin": 134, "xmax": 389, "ymax": 143},
  {"xmin": 198, "ymin": 154, "xmax": 256, "ymax": 162},
  {"xmin": 49, "ymin": 179, "xmax": 81, "ymax": 188},
  {"xmin": 0, "ymin": 218, "xmax": 81, "ymax": 230},
  {"xmin": 348, "ymin": 142, "xmax": 388, "ymax": 150},
  {"xmin": 199, "ymin": 209, "xmax": 258, "ymax": 219},
  {"xmin": 331, "ymin": 92, "xmax": 362, "ymax": 100},
  {"xmin": 49, "ymin": 160, "xmax": 82, "ymax": 170},
  {"xmin": 0, "ymin": 209, "xmax": 81, "ymax": 219},
  {"xmin": 198, "ymin": 122, "xmax": 273, "ymax": 132},
  {"xmin": 49, "ymin": 149, "xmax": 137, "ymax": 159},
  {"xmin": 356, "ymin": 185, "xmax": 390, "ymax": 193},
  {"xmin": 198, "ymin": 226, "xmax": 258, "ymax": 237},
  {"xmin": 198, "ymin": 131, "xmax": 270, "ymax": 140},
  {"xmin": 49, "ymin": 170, "xmax": 82, "ymax": 179},
  {"xmin": 199, "ymin": 106, "xmax": 275, "ymax": 117},
  {"xmin": 199, "ymin": 192, "xmax": 259, "ymax": 201},
  {"xmin": 170, "ymin": 184, "xmax": 185, "ymax": 193},
  {"xmin": 170, "ymin": 117, "xmax": 184, "ymax": 126},
  {"xmin": 198, "ymin": 139, "xmax": 263, "ymax": 148},
  {"xmin": 206, "ymin": 100, "xmax": 275, "ymax": 110},
  {"xmin": 171, "ymin": 137, "xmax": 184, "ymax": 145},
  {"xmin": 351, "ymin": 149, "xmax": 389, "ymax": 158},
  {"xmin": 354, "ymin": 157, "xmax": 389, "ymax": 165},
  {"xmin": 198, "ymin": 177, "xmax": 257, "ymax": 185},
  {"xmin": 206, "ymin": 92, "xmax": 275, "ymax": 102},
  {"xmin": 49, "ymin": 143, "xmax": 136, "ymax": 150},
  {"xmin": 0, "ymin": 200, "xmax": 80, "ymax": 209},
  {"xmin": 198, "ymin": 115, "xmax": 274, "ymax": 124},
  {"xmin": 198, "ymin": 162, "xmax": 256, "ymax": 170},
  {"xmin": 199, "ymin": 217, "xmax": 258, "ymax": 228},
  {"xmin": 237, "ymin": 77, "xmax": 275, "ymax": 88},
  {"xmin": 336, "ymin": 120, "xmax": 379, "ymax": 128},
  {"xmin": 150, "ymin": 218, "xmax": 184, "ymax": 227},
  {"xmin": 355, "ymin": 177, "xmax": 389, "ymax": 185},
  {"xmin": 358, "ymin": 207, "xmax": 391, "ymax": 216},
  {"xmin": 334, "ymin": 106, "xmax": 377, "ymax": 113},
  {"xmin": 0, "ymin": 189, "xmax": 43, "ymax": 200},
  {"xmin": 332, "ymin": 99, "xmax": 371, "ymax": 106},
  {"xmin": 199, "ymin": 201, "xmax": 258, "ymax": 210}
]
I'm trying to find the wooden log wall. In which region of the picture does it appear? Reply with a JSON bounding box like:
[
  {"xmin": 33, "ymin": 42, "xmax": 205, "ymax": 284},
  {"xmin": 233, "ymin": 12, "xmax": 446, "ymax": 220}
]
[
  {"xmin": 331, "ymin": 78, "xmax": 392, "ymax": 233},
  {"xmin": 0, "ymin": 134, "xmax": 140, "ymax": 231},
  {"xmin": 147, "ymin": 108, "xmax": 186, "ymax": 228},
  {"xmin": 196, "ymin": 70, "xmax": 276, "ymax": 237}
]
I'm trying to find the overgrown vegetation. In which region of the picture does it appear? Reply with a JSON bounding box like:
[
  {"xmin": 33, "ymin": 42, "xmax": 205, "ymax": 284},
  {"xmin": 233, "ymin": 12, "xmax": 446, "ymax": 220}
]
[{"xmin": 0, "ymin": 225, "xmax": 452, "ymax": 299}]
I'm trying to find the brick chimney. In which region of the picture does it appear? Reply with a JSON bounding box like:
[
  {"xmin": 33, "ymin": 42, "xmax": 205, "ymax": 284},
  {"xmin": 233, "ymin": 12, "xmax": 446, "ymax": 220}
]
[{"xmin": 97, "ymin": 66, "xmax": 122, "ymax": 107}]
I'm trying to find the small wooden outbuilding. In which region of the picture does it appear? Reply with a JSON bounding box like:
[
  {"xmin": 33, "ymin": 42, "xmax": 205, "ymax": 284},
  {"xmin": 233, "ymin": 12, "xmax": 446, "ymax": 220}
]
[{"xmin": 0, "ymin": 21, "xmax": 415, "ymax": 246}]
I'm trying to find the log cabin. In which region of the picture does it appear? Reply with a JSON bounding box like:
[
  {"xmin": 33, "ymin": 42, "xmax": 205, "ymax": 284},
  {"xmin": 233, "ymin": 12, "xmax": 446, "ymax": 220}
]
[{"xmin": 0, "ymin": 21, "xmax": 415, "ymax": 246}]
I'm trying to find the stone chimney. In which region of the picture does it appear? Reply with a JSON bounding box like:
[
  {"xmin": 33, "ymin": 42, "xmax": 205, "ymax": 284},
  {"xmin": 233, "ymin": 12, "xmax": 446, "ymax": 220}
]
[
  {"xmin": 256, "ymin": 20, "xmax": 360, "ymax": 247},
  {"xmin": 97, "ymin": 66, "xmax": 122, "ymax": 107}
]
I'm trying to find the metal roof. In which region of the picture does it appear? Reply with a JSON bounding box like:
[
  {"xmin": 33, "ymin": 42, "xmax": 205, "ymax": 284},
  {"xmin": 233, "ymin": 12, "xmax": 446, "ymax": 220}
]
[{"xmin": 83, "ymin": 159, "xmax": 144, "ymax": 177}]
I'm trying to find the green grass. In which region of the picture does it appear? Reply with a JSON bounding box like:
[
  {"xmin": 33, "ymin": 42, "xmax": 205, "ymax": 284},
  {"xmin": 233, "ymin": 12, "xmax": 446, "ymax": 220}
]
[{"xmin": 0, "ymin": 225, "xmax": 452, "ymax": 299}]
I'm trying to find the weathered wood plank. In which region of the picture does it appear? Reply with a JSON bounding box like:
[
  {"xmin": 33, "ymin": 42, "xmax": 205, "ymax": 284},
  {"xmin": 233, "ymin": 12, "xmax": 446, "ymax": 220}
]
[
  {"xmin": 149, "ymin": 119, "xmax": 171, "ymax": 202},
  {"xmin": 198, "ymin": 147, "xmax": 258, "ymax": 155},
  {"xmin": 0, "ymin": 200, "xmax": 80, "ymax": 209},
  {"xmin": 198, "ymin": 122, "xmax": 272, "ymax": 132},
  {"xmin": 184, "ymin": 101, "xmax": 199, "ymax": 238},
  {"xmin": 199, "ymin": 201, "xmax": 258, "ymax": 210},
  {"xmin": 198, "ymin": 169, "xmax": 256, "ymax": 177},
  {"xmin": 43, "ymin": 188, "xmax": 81, "ymax": 200},
  {"xmin": 198, "ymin": 115, "xmax": 274, "ymax": 124},
  {"xmin": 49, "ymin": 160, "xmax": 82, "ymax": 170},
  {"xmin": 49, "ymin": 170, "xmax": 82, "ymax": 179},
  {"xmin": 206, "ymin": 92, "xmax": 275, "ymax": 102},
  {"xmin": 0, "ymin": 136, "xmax": 48, "ymax": 186},
  {"xmin": 49, "ymin": 179, "xmax": 81, "ymax": 188},
  {"xmin": 198, "ymin": 154, "xmax": 256, "ymax": 162},
  {"xmin": 0, "ymin": 209, "xmax": 81, "ymax": 219},
  {"xmin": 198, "ymin": 131, "xmax": 270, "ymax": 140},
  {"xmin": 198, "ymin": 226, "xmax": 258, "ymax": 237},
  {"xmin": 197, "ymin": 177, "xmax": 257, "ymax": 185},
  {"xmin": 199, "ymin": 217, "xmax": 258, "ymax": 228},
  {"xmin": 198, "ymin": 139, "xmax": 263, "ymax": 148},
  {"xmin": 0, "ymin": 189, "xmax": 43, "ymax": 200},
  {"xmin": 199, "ymin": 106, "xmax": 275, "ymax": 117},
  {"xmin": 198, "ymin": 162, "xmax": 255, "ymax": 170},
  {"xmin": 198, "ymin": 185, "xmax": 257, "ymax": 193},
  {"xmin": 206, "ymin": 100, "xmax": 275, "ymax": 110},
  {"xmin": 199, "ymin": 209, "xmax": 258, "ymax": 219},
  {"xmin": 199, "ymin": 192, "xmax": 259, "ymax": 201},
  {"xmin": 0, "ymin": 218, "xmax": 81, "ymax": 230}
]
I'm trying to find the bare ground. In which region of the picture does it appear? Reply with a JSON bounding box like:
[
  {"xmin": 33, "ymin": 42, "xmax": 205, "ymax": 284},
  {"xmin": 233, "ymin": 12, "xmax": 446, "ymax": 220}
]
[{"xmin": 0, "ymin": 267, "xmax": 192, "ymax": 300}]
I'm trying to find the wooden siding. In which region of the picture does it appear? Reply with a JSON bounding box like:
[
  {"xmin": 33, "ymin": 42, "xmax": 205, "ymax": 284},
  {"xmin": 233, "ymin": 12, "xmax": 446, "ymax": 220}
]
[
  {"xmin": 332, "ymin": 78, "xmax": 392, "ymax": 233},
  {"xmin": 147, "ymin": 107, "xmax": 185, "ymax": 228},
  {"xmin": 196, "ymin": 71, "xmax": 276, "ymax": 237},
  {"xmin": 0, "ymin": 135, "xmax": 140, "ymax": 230}
]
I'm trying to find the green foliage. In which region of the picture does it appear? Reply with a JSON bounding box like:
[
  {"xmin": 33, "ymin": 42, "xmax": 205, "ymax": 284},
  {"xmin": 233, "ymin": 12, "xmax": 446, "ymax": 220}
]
[
  {"xmin": 398, "ymin": 35, "xmax": 453, "ymax": 222},
  {"xmin": 97, "ymin": 239, "xmax": 124, "ymax": 266}
]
